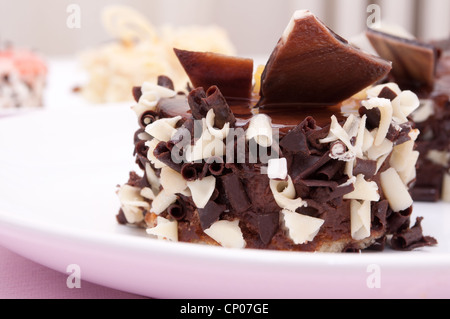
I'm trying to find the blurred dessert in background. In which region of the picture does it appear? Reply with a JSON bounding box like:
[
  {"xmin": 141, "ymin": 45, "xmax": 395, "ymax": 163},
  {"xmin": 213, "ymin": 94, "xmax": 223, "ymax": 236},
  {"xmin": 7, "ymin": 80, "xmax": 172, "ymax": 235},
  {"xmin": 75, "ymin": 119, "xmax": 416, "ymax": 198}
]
[
  {"xmin": 0, "ymin": 44, "xmax": 47, "ymax": 109},
  {"xmin": 79, "ymin": 5, "xmax": 236, "ymax": 103}
]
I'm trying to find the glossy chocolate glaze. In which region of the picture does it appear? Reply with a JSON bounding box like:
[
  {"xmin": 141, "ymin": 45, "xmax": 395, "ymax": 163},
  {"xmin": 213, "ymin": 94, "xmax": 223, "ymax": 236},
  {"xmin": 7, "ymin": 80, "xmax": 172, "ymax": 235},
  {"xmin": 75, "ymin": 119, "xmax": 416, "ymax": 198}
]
[{"xmin": 158, "ymin": 93, "xmax": 352, "ymax": 134}]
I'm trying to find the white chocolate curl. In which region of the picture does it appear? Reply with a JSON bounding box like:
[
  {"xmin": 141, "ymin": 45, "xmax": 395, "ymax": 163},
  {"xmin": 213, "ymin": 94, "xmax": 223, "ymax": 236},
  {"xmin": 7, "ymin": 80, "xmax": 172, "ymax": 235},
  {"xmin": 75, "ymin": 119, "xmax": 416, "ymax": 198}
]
[
  {"xmin": 361, "ymin": 98, "xmax": 393, "ymax": 146},
  {"xmin": 246, "ymin": 114, "xmax": 273, "ymax": 147},
  {"xmin": 145, "ymin": 116, "xmax": 181, "ymax": 142},
  {"xmin": 281, "ymin": 209, "xmax": 324, "ymax": 245},
  {"xmin": 270, "ymin": 176, "xmax": 308, "ymax": 212},
  {"xmin": 204, "ymin": 220, "xmax": 246, "ymax": 248},
  {"xmin": 118, "ymin": 185, "xmax": 150, "ymax": 224},
  {"xmin": 350, "ymin": 200, "xmax": 371, "ymax": 241},
  {"xmin": 205, "ymin": 109, "xmax": 230, "ymax": 140},
  {"xmin": 380, "ymin": 168, "xmax": 413, "ymax": 212}
]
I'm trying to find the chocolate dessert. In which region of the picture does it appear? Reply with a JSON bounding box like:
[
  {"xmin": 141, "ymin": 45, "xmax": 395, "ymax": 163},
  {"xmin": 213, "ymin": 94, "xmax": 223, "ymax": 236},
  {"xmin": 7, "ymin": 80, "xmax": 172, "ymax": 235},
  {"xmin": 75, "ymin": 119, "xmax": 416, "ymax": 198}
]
[
  {"xmin": 116, "ymin": 10, "xmax": 436, "ymax": 252},
  {"xmin": 0, "ymin": 45, "xmax": 47, "ymax": 108},
  {"xmin": 366, "ymin": 29, "xmax": 450, "ymax": 202}
]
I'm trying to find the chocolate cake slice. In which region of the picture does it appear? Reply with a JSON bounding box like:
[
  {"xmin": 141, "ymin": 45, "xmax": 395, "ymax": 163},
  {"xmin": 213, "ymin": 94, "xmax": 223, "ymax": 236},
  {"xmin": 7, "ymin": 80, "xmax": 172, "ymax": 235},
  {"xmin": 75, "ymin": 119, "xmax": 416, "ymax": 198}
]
[
  {"xmin": 367, "ymin": 29, "xmax": 450, "ymax": 202},
  {"xmin": 116, "ymin": 10, "xmax": 436, "ymax": 252}
]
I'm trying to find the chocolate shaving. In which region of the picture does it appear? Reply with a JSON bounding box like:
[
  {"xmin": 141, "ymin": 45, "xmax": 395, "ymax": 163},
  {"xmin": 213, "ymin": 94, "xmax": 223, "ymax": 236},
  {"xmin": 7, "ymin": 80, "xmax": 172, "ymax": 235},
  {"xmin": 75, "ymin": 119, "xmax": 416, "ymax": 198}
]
[
  {"xmin": 353, "ymin": 158, "xmax": 377, "ymax": 179},
  {"xmin": 255, "ymin": 213, "xmax": 280, "ymax": 245},
  {"xmin": 378, "ymin": 86, "xmax": 398, "ymax": 100},
  {"xmin": 187, "ymin": 87, "xmax": 210, "ymax": 120},
  {"xmin": 220, "ymin": 174, "xmax": 252, "ymax": 214},
  {"xmin": 197, "ymin": 201, "xmax": 226, "ymax": 230},
  {"xmin": 167, "ymin": 203, "xmax": 186, "ymax": 221},
  {"xmin": 157, "ymin": 75, "xmax": 175, "ymax": 90},
  {"xmin": 371, "ymin": 200, "xmax": 388, "ymax": 232},
  {"xmin": 391, "ymin": 217, "xmax": 438, "ymax": 250},
  {"xmin": 132, "ymin": 86, "xmax": 142, "ymax": 102},
  {"xmin": 387, "ymin": 206, "xmax": 412, "ymax": 234},
  {"xmin": 205, "ymin": 86, "xmax": 236, "ymax": 128},
  {"xmin": 153, "ymin": 141, "xmax": 182, "ymax": 172},
  {"xmin": 181, "ymin": 163, "xmax": 201, "ymax": 181},
  {"xmin": 139, "ymin": 110, "xmax": 157, "ymax": 128},
  {"xmin": 116, "ymin": 209, "xmax": 128, "ymax": 225}
]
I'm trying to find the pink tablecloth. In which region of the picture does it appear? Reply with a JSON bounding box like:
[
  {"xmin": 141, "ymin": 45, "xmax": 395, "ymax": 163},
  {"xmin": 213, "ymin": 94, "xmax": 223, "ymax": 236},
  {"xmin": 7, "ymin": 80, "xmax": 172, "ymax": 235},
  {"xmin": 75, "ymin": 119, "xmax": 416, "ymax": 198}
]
[{"xmin": 0, "ymin": 245, "xmax": 146, "ymax": 299}]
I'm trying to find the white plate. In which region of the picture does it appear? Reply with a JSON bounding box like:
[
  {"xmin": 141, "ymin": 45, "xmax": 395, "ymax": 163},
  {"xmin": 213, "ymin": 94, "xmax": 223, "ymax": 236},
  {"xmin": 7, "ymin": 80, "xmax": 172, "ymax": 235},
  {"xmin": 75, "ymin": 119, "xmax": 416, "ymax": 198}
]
[{"xmin": 0, "ymin": 106, "xmax": 450, "ymax": 299}]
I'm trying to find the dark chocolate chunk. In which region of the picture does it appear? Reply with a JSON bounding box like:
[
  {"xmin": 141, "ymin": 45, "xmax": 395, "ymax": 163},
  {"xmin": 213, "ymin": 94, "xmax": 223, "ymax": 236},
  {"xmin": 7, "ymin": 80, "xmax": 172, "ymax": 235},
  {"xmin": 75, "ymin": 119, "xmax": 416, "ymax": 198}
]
[
  {"xmin": 359, "ymin": 106, "xmax": 381, "ymax": 130},
  {"xmin": 353, "ymin": 158, "xmax": 377, "ymax": 179},
  {"xmin": 366, "ymin": 28, "xmax": 439, "ymax": 89},
  {"xmin": 220, "ymin": 174, "xmax": 252, "ymax": 214},
  {"xmin": 197, "ymin": 201, "xmax": 226, "ymax": 230},
  {"xmin": 256, "ymin": 213, "xmax": 280, "ymax": 245},
  {"xmin": 174, "ymin": 48, "xmax": 254, "ymax": 100},
  {"xmin": 391, "ymin": 217, "xmax": 438, "ymax": 251},
  {"xmin": 378, "ymin": 86, "xmax": 398, "ymax": 100},
  {"xmin": 116, "ymin": 209, "xmax": 128, "ymax": 225},
  {"xmin": 258, "ymin": 11, "xmax": 391, "ymax": 107}
]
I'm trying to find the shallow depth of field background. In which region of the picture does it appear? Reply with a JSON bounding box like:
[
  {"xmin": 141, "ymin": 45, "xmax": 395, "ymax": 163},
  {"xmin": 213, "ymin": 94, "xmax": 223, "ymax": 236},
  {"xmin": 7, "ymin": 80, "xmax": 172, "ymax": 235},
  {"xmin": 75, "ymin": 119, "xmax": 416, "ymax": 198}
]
[{"xmin": 0, "ymin": 0, "xmax": 449, "ymax": 58}]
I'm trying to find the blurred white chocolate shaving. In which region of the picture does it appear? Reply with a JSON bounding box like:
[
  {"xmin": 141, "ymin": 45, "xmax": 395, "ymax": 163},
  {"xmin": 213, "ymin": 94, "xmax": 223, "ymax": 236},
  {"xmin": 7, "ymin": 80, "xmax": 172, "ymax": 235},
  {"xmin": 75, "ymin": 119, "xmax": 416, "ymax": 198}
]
[
  {"xmin": 145, "ymin": 116, "xmax": 181, "ymax": 142},
  {"xmin": 118, "ymin": 184, "xmax": 150, "ymax": 224},
  {"xmin": 146, "ymin": 216, "xmax": 178, "ymax": 242},
  {"xmin": 80, "ymin": 5, "xmax": 236, "ymax": 103},
  {"xmin": 151, "ymin": 189, "xmax": 177, "ymax": 215}
]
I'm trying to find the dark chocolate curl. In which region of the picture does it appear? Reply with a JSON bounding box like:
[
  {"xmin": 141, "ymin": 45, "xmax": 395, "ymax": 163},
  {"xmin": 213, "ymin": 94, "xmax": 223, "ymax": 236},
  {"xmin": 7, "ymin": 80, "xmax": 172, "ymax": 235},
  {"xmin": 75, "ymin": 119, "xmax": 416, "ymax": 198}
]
[
  {"xmin": 138, "ymin": 110, "xmax": 157, "ymax": 128},
  {"xmin": 157, "ymin": 75, "xmax": 175, "ymax": 90},
  {"xmin": 198, "ymin": 201, "xmax": 226, "ymax": 230},
  {"xmin": 391, "ymin": 217, "xmax": 438, "ymax": 251},
  {"xmin": 205, "ymin": 86, "xmax": 236, "ymax": 128},
  {"xmin": 206, "ymin": 156, "xmax": 225, "ymax": 176},
  {"xmin": 181, "ymin": 163, "xmax": 201, "ymax": 181},
  {"xmin": 187, "ymin": 87, "xmax": 210, "ymax": 120},
  {"xmin": 167, "ymin": 204, "xmax": 186, "ymax": 221},
  {"xmin": 153, "ymin": 141, "xmax": 182, "ymax": 172},
  {"xmin": 220, "ymin": 174, "xmax": 252, "ymax": 214}
]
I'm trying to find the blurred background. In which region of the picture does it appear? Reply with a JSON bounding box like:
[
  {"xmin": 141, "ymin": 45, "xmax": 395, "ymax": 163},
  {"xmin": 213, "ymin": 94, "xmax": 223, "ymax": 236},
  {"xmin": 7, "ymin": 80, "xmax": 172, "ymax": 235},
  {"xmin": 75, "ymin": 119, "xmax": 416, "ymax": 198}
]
[{"xmin": 1, "ymin": 0, "xmax": 449, "ymax": 58}]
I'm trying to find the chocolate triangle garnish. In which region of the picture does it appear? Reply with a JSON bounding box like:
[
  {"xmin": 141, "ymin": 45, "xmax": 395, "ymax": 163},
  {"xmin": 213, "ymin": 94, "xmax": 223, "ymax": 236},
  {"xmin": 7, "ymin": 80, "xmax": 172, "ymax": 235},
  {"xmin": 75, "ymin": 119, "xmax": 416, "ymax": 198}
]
[
  {"xmin": 174, "ymin": 48, "xmax": 254, "ymax": 100},
  {"xmin": 366, "ymin": 28, "xmax": 439, "ymax": 90},
  {"xmin": 258, "ymin": 10, "xmax": 392, "ymax": 107}
]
